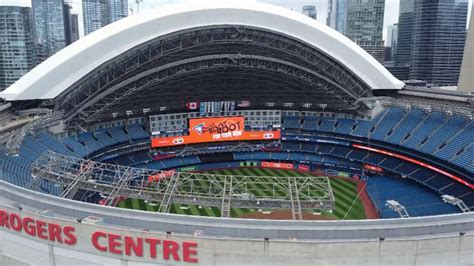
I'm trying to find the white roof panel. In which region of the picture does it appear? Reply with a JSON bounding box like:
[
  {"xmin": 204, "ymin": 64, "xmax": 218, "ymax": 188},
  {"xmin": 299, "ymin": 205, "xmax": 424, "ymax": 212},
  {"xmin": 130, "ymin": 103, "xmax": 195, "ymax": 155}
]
[{"xmin": 0, "ymin": 1, "xmax": 404, "ymax": 101}]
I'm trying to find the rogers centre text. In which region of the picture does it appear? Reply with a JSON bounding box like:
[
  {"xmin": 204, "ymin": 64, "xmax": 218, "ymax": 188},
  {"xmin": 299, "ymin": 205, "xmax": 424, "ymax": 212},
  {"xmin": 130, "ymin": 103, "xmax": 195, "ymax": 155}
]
[{"xmin": 0, "ymin": 209, "xmax": 198, "ymax": 263}]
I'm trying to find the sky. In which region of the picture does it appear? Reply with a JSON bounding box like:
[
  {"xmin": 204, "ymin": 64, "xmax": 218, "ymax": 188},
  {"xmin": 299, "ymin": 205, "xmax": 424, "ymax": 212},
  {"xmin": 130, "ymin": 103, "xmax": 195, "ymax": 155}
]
[
  {"xmin": 128, "ymin": 0, "xmax": 401, "ymax": 41},
  {"xmin": 1, "ymin": 0, "xmax": 473, "ymax": 43}
]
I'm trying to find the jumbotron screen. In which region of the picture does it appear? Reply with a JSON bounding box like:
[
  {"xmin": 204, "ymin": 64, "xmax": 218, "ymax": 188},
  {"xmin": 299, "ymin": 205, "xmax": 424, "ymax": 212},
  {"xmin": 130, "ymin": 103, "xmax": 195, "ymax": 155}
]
[{"xmin": 151, "ymin": 116, "xmax": 280, "ymax": 148}]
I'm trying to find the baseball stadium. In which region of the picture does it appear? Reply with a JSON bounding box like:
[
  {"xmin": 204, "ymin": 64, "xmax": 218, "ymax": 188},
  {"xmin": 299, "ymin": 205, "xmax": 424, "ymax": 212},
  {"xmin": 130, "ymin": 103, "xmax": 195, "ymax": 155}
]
[{"xmin": 0, "ymin": 2, "xmax": 473, "ymax": 265}]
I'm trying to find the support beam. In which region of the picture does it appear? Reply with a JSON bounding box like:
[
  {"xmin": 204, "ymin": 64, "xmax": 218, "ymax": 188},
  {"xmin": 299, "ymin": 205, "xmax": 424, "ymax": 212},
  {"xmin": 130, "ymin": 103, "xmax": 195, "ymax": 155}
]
[
  {"xmin": 221, "ymin": 176, "xmax": 233, "ymax": 218},
  {"xmin": 158, "ymin": 173, "xmax": 181, "ymax": 213},
  {"xmin": 288, "ymin": 177, "xmax": 303, "ymax": 220}
]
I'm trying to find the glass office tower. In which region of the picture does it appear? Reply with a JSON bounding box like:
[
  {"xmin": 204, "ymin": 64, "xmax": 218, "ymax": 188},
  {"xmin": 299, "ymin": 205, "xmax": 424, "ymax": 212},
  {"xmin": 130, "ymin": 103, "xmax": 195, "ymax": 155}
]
[{"xmin": 410, "ymin": 0, "xmax": 469, "ymax": 85}]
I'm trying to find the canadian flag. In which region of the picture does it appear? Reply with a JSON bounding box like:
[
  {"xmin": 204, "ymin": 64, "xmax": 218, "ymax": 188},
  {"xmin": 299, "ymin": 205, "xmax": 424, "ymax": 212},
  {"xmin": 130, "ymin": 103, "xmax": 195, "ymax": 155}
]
[{"xmin": 186, "ymin": 102, "xmax": 199, "ymax": 110}]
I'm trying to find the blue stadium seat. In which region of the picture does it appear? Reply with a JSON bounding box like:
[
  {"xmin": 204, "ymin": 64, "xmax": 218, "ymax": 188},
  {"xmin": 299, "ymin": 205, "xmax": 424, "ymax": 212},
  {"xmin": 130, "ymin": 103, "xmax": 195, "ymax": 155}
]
[
  {"xmin": 402, "ymin": 112, "xmax": 444, "ymax": 148},
  {"xmin": 126, "ymin": 126, "xmax": 150, "ymax": 140},
  {"xmin": 95, "ymin": 132, "xmax": 118, "ymax": 146},
  {"xmin": 301, "ymin": 117, "xmax": 319, "ymax": 131},
  {"xmin": 62, "ymin": 137, "xmax": 90, "ymax": 157},
  {"xmin": 418, "ymin": 116, "xmax": 468, "ymax": 154},
  {"xmin": 108, "ymin": 128, "xmax": 130, "ymax": 143},
  {"xmin": 334, "ymin": 119, "xmax": 356, "ymax": 135},
  {"xmin": 37, "ymin": 132, "xmax": 77, "ymax": 157},
  {"xmin": 370, "ymin": 108, "xmax": 404, "ymax": 140},
  {"xmin": 385, "ymin": 109, "xmax": 425, "ymax": 144},
  {"xmin": 282, "ymin": 116, "xmax": 300, "ymax": 129},
  {"xmin": 78, "ymin": 132, "xmax": 104, "ymax": 152},
  {"xmin": 366, "ymin": 176, "xmax": 459, "ymax": 218}
]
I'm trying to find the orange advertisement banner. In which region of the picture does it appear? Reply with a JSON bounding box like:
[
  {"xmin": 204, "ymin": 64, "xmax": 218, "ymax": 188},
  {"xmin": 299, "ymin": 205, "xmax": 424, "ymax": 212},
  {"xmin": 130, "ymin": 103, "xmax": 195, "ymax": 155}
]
[
  {"xmin": 151, "ymin": 117, "xmax": 280, "ymax": 148},
  {"xmin": 261, "ymin": 161, "xmax": 294, "ymax": 169}
]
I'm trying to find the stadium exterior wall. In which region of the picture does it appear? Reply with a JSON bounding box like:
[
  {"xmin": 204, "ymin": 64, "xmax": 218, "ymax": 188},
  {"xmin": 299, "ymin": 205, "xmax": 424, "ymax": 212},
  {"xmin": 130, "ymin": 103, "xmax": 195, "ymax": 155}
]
[
  {"xmin": 1, "ymin": 218, "xmax": 473, "ymax": 266},
  {"xmin": 1, "ymin": 182, "xmax": 473, "ymax": 265},
  {"xmin": 0, "ymin": 1, "xmax": 404, "ymax": 101}
]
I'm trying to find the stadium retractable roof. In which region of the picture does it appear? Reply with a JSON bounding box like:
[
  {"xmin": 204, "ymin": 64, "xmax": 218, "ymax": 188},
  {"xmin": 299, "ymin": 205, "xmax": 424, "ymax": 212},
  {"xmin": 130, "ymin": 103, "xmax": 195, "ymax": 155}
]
[{"xmin": 0, "ymin": 1, "xmax": 404, "ymax": 124}]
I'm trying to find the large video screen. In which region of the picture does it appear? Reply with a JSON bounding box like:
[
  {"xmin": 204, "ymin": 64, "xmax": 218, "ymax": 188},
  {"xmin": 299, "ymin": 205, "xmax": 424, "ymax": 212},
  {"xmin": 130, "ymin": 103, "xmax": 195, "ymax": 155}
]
[{"xmin": 151, "ymin": 116, "xmax": 280, "ymax": 148}]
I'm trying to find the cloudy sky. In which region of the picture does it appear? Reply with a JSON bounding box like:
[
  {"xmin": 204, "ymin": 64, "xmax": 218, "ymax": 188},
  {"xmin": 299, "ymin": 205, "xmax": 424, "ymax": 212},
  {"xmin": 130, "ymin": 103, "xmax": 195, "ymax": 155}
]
[{"xmin": 2, "ymin": 0, "xmax": 472, "ymax": 43}]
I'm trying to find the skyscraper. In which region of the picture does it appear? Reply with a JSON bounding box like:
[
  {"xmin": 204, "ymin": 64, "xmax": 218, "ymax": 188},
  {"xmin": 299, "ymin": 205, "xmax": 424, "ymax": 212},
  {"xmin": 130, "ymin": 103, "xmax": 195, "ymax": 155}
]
[
  {"xmin": 458, "ymin": 6, "xmax": 473, "ymax": 92},
  {"xmin": 394, "ymin": 0, "xmax": 414, "ymax": 67},
  {"xmin": 387, "ymin": 24, "xmax": 398, "ymax": 61},
  {"xmin": 82, "ymin": 0, "xmax": 107, "ymax": 35},
  {"xmin": 410, "ymin": 0, "xmax": 469, "ymax": 86},
  {"xmin": 302, "ymin": 5, "xmax": 317, "ymax": 20},
  {"xmin": 108, "ymin": 0, "xmax": 128, "ymax": 22},
  {"xmin": 345, "ymin": 0, "xmax": 385, "ymax": 63},
  {"xmin": 327, "ymin": 0, "xmax": 347, "ymax": 34},
  {"xmin": 63, "ymin": 2, "xmax": 79, "ymax": 45},
  {"xmin": 0, "ymin": 6, "xmax": 35, "ymax": 91},
  {"xmin": 31, "ymin": 0, "xmax": 66, "ymax": 64},
  {"xmin": 83, "ymin": 0, "xmax": 128, "ymax": 36}
]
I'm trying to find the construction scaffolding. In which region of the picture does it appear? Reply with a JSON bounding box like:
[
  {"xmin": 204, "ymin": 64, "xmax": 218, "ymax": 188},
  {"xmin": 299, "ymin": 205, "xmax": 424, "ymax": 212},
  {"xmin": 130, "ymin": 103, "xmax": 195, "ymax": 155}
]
[{"xmin": 30, "ymin": 151, "xmax": 335, "ymax": 219}]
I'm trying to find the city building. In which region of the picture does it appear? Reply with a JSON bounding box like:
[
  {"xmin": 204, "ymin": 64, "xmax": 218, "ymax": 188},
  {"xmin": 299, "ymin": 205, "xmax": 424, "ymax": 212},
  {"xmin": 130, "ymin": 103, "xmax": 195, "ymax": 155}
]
[
  {"xmin": 386, "ymin": 24, "xmax": 398, "ymax": 61},
  {"xmin": 108, "ymin": 0, "xmax": 128, "ymax": 23},
  {"xmin": 83, "ymin": 0, "xmax": 128, "ymax": 35},
  {"xmin": 63, "ymin": 2, "xmax": 79, "ymax": 45},
  {"xmin": 82, "ymin": 0, "xmax": 107, "ymax": 35},
  {"xmin": 302, "ymin": 5, "xmax": 317, "ymax": 20},
  {"xmin": 394, "ymin": 0, "xmax": 414, "ymax": 67},
  {"xmin": 410, "ymin": 0, "xmax": 469, "ymax": 86},
  {"xmin": 458, "ymin": 8, "xmax": 473, "ymax": 92},
  {"xmin": 31, "ymin": 0, "xmax": 67, "ymax": 64},
  {"xmin": 326, "ymin": 0, "xmax": 347, "ymax": 34},
  {"xmin": 345, "ymin": 0, "xmax": 385, "ymax": 63},
  {"xmin": 0, "ymin": 6, "xmax": 35, "ymax": 91}
]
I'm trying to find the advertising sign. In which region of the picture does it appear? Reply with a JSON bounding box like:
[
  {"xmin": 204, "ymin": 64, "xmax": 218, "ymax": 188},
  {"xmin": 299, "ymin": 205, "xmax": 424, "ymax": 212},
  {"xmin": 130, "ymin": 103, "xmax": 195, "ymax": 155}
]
[
  {"xmin": 297, "ymin": 164, "xmax": 310, "ymax": 172},
  {"xmin": 261, "ymin": 161, "xmax": 294, "ymax": 169},
  {"xmin": 363, "ymin": 164, "xmax": 384, "ymax": 173},
  {"xmin": 148, "ymin": 170, "xmax": 176, "ymax": 182},
  {"xmin": 152, "ymin": 117, "xmax": 280, "ymax": 148}
]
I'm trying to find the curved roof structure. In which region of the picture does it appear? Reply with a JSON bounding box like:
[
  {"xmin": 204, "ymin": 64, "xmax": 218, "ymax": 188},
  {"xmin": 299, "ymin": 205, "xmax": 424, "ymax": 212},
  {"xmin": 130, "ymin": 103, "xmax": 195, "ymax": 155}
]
[{"xmin": 0, "ymin": 1, "xmax": 404, "ymax": 123}]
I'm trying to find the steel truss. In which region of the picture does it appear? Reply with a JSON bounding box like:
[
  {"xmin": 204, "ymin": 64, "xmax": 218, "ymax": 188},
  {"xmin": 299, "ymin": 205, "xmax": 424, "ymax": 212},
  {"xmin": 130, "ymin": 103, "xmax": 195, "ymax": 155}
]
[
  {"xmin": 30, "ymin": 151, "xmax": 335, "ymax": 218},
  {"xmin": 5, "ymin": 111, "xmax": 63, "ymax": 154},
  {"xmin": 56, "ymin": 26, "xmax": 373, "ymax": 125},
  {"xmin": 379, "ymin": 97, "xmax": 474, "ymax": 119}
]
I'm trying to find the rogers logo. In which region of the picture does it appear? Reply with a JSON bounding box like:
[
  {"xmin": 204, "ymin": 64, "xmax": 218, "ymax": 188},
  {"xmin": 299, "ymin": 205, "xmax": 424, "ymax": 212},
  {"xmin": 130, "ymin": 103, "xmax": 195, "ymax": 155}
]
[
  {"xmin": 263, "ymin": 133, "xmax": 274, "ymax": 139},
  {"xmin": 173, "ymin": 137, "xmax": 184, "ymax": 144}
]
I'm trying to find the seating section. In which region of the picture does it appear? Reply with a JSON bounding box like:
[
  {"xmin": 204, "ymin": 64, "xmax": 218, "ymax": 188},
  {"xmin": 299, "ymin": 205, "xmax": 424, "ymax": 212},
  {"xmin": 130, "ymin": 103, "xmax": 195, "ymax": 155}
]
[
  {"xmin": 37, "ymin": 132, "xmax": 77, "ymax": 157},
  {"xmin": 280, "ymin": 138, "xmax": 472, "ymax": 208},
  {"xmin": 366, "ymin": 176, "xmax": 459, "ymax": 218},
  {"xmin": 0, "ymin": 137, "xmax": 60, "ymax": 195},
  {"xmin": 108, "ymin": 128, "xmax": 130, "ymax": 143},
  {"xmin": 285, "ymin": 107, "xmax": 474, "ymax": 173},
  {"xmin": 77, "ymin": 132, "xmax": 104, "ymax": 152},
  {"xmin": 63, "ymin": 137, "xmax": 90, "ymax": 157},
  {"xmin": 95, "ymin": 132, "xmax": 117, "ymax": 146},
  {"xmin": 282, "ymin": 116, "xmax": 300, "ymax": 129},
  {"xmin": 301, "ymin": 117, "xmax": 318, "ymax": 131},
  {"xmin": 126, "ymin": 126, "xmax": 150, "ymax": 140},
  {"xmin": 0, "ymin": 125, "xmax": 152, "ymax": 195},
  {"xmin": 143, "ymin": 156, "xmax": 201, "ymax": 170}
]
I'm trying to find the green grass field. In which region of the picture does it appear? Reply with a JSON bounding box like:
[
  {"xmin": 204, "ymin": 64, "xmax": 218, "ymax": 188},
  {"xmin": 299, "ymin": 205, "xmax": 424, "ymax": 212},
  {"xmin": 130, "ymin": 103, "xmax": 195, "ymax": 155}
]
[{"xmin": 117, "ymin": 168, "xmax": 366, "ymax": 220}]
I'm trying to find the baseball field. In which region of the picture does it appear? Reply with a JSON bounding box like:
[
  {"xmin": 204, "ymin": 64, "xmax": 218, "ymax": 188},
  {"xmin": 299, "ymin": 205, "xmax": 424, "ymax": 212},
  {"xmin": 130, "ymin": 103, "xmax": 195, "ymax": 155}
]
[{"xmin": 117, "ymin": 168, "xmax": 367, "ymax": 220}]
